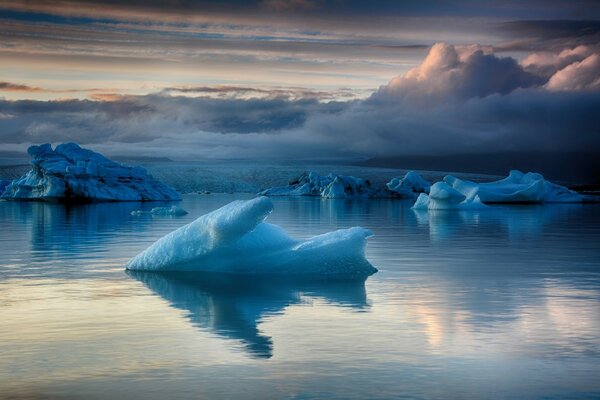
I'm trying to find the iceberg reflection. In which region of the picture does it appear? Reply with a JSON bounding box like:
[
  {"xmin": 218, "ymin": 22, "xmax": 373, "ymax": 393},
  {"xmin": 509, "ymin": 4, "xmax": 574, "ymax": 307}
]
[{"xmin": 127, "ymin": 270, "xmax": 371, "ymax": 358}]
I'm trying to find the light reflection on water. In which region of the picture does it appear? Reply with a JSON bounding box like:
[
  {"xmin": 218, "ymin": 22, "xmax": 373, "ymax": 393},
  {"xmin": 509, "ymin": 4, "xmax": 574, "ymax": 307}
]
[{"xmin": 0, "ymin": 195, "xmax": 599, "ymax": 399}]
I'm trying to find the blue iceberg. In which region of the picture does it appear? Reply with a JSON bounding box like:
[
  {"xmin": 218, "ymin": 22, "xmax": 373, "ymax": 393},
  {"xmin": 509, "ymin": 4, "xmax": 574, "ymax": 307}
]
[
  {"xmin": 1, "ymin": 143, "xmax": 180, "ymax": 202},
  {"xmin": 126, "ymin": 196, "xmax": 377, "ymax": 277}
]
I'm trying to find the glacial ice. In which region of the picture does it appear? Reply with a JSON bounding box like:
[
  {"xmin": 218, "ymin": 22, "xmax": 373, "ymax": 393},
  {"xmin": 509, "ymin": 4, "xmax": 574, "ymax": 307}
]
[
  {"xmin": 126, "ymin": 196, "xmax": 377, "ymax": 276},
  {"xmin": 131, "ymin": 206, "xmax": 188, "ymax": 216},
  {"xmin": 412, "ymin": 182, "xmax": 488, "ymax": 210},
  {"xmin": 1, "ymin": 143, "xmax": 181, "ymax": 202},
  {"xmin": 386, "ymin": 171, "xmax": 431, "ymax": 198},
  {"xmin": 258, "ymin": 171, "xmax": 394, "ymax": 198},
  {"xmin": 444, "ymin": 170, "xmax": 583, "ymax": 203}
]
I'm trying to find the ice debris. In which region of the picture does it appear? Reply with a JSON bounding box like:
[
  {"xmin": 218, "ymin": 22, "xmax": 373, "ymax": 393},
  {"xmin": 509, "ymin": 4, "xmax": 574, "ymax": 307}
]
[
  {"xmin": 131, "ymin": 206, "xmax": 188, "ymax": 216},
  {"xmin": 1, "ymin": 143, "xmax": 181, "ymax": 202},
  {"xmin": 258, "ymin": 171, "xmax": 395, "ymax": 198},
  {"xmin": 126, "ymin": 196, "xmax": 377, "ymax": 276}
]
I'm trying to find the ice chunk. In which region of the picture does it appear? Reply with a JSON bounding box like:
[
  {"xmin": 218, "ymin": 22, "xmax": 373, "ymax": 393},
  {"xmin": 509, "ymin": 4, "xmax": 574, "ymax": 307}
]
[
  {"xmin": 386, "ymin": 171, "xmax": 431, "ymax": 198},
  {"xmin": 131, "ymin": 206, "xmax": 188, "ymax": 216},
  {"xmin": 258, "ymin": 171, "xmax": 393, "ymax": 198},
  {"xmin": 444, "ymin": 170, "xmax": 583, "ymax": 203},
  {"xmin": 126, "ymin": 196, "xmax": 377, "ymax": 276},
  {"xmin": 411, "ymin": 182, "xmax": 488, "ymax": 210},
  {"xmin": 1, "ymin": 143, "xmax": 181, "ymax": 202}
]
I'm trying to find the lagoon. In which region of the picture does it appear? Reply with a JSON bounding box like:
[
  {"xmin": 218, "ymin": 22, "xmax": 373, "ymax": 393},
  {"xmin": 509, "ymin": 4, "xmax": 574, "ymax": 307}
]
[{"xmin": 1, "ymin": 194, "xmax": 599, "ymax": 399}]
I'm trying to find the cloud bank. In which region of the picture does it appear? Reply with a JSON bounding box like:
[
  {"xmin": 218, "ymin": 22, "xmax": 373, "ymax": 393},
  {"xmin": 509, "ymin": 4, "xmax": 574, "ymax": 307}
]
[{"xmin": 0, "ymin": 42, "xmax": 598, "ymax": 163}]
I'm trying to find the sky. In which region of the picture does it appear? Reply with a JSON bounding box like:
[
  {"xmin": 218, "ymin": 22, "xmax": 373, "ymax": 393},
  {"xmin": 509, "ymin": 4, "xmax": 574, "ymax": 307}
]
[{"xmin": 0, "ymin": 0, "xmax": 599, "ymax": 166}]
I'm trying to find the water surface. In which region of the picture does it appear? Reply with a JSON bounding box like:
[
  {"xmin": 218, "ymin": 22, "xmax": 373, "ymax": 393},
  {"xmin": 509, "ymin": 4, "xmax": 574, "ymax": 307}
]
[{"xmin": 1, "ymin": 195, "xmax": 599, "ymax": 399}]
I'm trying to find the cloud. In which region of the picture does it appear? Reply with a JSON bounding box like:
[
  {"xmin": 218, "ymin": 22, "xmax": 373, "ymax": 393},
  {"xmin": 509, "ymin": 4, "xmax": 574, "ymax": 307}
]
[
  {"xmin": 495, "ymin": 20, "xmax": 600, "ymax": 51},
  {"xmin": 521, "ymin": 45, "xmax": 593, "ymax": 77},
  {"xmin": 261, "ymin": 0, "xmax": 319, "ymax": 12},
  {"xmin": 546, "ymin": 53, "xmax": 600, "ymax": 91},
  {"xmin": 0, "ymin": 42, "xmax": 598, "ymax": 164},
  {"xmin": 161, "ymin": 85, "xmax": 357, "ymax": 100},
  {"xmin": 371, "ymin": 43, "xmax": 544, "ymax": 104},
  {"xmin": 0, "ymin": 81, "xmax": 43, "ymax": 92}
]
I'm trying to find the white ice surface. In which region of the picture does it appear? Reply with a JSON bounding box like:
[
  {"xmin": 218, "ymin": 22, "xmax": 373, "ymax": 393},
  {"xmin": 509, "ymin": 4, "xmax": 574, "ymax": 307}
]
[{"xmin": 126, "ymin": 196, "xmax": 377, "ymax": 276}]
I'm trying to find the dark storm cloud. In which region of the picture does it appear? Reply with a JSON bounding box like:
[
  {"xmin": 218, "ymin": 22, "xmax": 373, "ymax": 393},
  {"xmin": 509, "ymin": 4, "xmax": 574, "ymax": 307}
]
[
  {"xmin": 495, "ymin": 20, "xmax": 600, "ymax": 52},
  {"xmin": 0, "ymin": 95, "xmax": 347, "ymax": 146},
  {"xmin": 0, "ymin": 81, "xmax": 43, "ymax": 92}
]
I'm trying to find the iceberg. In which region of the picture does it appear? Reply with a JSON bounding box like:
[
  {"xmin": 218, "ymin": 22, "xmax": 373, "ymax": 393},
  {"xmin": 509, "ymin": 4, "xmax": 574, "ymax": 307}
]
[
  {"xmin": 443, "ymin": 170, "xmax": 583, "ymax": 203},
  {"xmin": 411, "ymin": 182, "xmax": 488, "ymax": 211},
  {"xmin": 1, "ymin": 143, "xmax": 181, "ymax": 202},
  {"xmin": 131, "ymin": 206, "xmax": 188, "ymax": 216},
  {"xmin": 126, "ymin": 196, "xmax": 377, "ymax": 277},
  {"xmin": 386, "ymin": 171, "xmax": 431, "ymax": 198},
  {"xmin": 258, "ymin": 171, "xmax": 394, "ymax": 198}
]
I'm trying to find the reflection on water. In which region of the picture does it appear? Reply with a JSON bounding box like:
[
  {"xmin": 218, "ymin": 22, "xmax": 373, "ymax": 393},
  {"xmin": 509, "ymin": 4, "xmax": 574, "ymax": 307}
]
[
  {"xmin": 0, "ymin": 195, "xmax": 599, "ymax": 399},
  {"xmin": 413, "ymin": 203, "xmax": 586, "ymax": 242},
  {"xmin": 128, "ymin": 271, "xmax": 369, "ymax": 358}
]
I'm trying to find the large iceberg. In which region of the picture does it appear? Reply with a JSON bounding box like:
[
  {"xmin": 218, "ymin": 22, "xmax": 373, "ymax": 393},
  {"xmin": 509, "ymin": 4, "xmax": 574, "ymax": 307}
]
[
  {"xmin": 386, "ymin": 171, "xmax": 431, "ymax": 198},
  {"xmin": 258, "ymin": 171, "xmax": 394, "ymax": 198},
  {"xmin": 126, "ymin": 196, "xmax": 377, "ymax": 277},
  {"xmin": 412, "ymin": 182, "xmax": 488, "ymax": 211},
  {"xmin": 444, "ymin": 170, "xmax": 583, "ymax": 203},
  {"xmin": 1, "ymin": 143, "xmax": 180, "ymax": 202}
]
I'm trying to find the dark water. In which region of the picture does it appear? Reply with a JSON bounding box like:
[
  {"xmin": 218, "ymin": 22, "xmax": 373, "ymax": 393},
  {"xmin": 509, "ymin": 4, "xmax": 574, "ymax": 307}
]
[{"xmin": 1, "ymin": 194, "xmax": 599, "ymax": 399}]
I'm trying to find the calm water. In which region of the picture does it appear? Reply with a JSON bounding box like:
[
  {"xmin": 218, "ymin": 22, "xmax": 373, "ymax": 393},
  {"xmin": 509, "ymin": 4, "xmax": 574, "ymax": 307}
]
[{"xmin": 1, "ymin": 194, "xmax": 599, "ymax": 399}]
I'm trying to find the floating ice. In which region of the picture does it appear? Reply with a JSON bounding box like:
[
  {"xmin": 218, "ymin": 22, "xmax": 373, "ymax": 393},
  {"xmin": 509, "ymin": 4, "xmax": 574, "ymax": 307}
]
[
  {"xmin": 1, "ymin": 143, "xmax": 180, "ymax": 202},
  {"xmin": 412, "ymin": 182, "xmax": 488, "ymax": 210},
  {"xmin": 444, "ymin": 170, "xmax": 583, "ymax": 203},
  {"xmin": 411, "ymin": 170, "xmax": 586, "ymax": 210},
  {"xmin": 126, "ymin": 196, "xmax": 377, "ymax": 276},
  {"xmin": 131, "ymin": 206, "xmax": 188, "ymax": 216},
  {"xmin": 386, "ymin": 171, "xmax": 431, "ymax": 198},
  {"xmin": 258, "ymin": 171, "xmax": 393, "ymax": 198}
]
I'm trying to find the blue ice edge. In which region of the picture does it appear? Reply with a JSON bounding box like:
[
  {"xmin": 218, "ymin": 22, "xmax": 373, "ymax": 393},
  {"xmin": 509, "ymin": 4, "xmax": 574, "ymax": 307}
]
[{"xmin": 126, "ymin": 196, "xmax": 377, "ymax": 278}]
